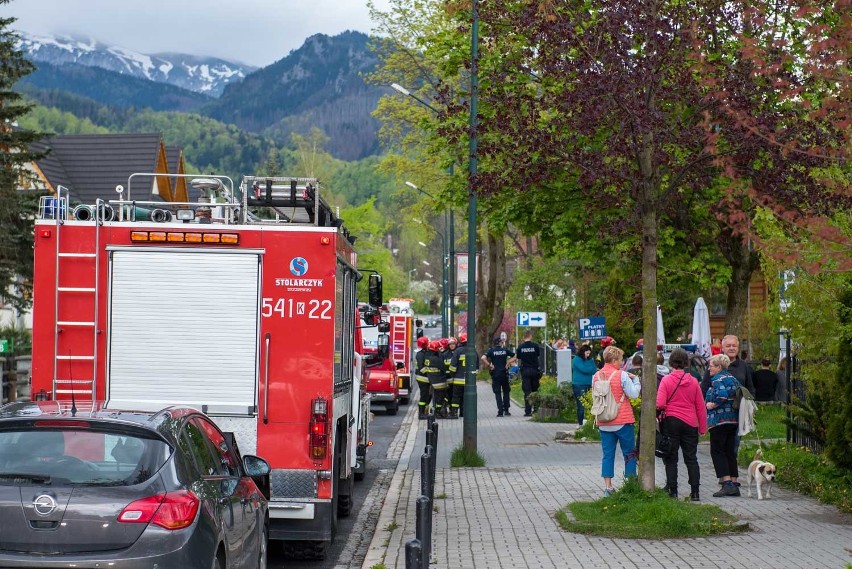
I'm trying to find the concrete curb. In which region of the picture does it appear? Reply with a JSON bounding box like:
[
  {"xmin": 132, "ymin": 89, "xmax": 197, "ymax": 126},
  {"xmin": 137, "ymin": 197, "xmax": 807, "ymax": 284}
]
[{"xmin": 361, "ymin": 402, "xmax": 420, "ymax": 568}]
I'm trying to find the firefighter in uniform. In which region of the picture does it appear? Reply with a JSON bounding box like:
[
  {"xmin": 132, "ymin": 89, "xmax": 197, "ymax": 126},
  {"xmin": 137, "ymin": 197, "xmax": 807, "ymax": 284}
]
[
  {"xmin": 423, "ymin": 340, "xmax": 450, "ymax": 418},
  {"xmin": 516, "ymin": 330, "xmax": 543, "ymax": 417},
  {"xmin": 443, "ymin": 337, "xmax": 459, "ymax": 419},
  {"xmin": 414, "ymin": 335, "xmax": 431, "ymax": 420},
  {"xmin": 481, "ymin": 337, "xmax": 516, "ymax": 416},
  {"xmin": 448, "ymin": 334, "xmax": 474, "ymax": 419}
]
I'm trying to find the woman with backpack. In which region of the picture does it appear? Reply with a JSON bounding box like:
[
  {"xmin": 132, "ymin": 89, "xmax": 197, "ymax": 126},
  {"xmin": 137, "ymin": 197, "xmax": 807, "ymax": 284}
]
[
  {"xmin": 656, "ymin": 348, "xmax": 708, "ymax": 501},
  {"xmin": 705, "ymin": 354, "xmax": 742, "ymax": 497},
  {"xmin": 593, "ymin": 345, "xmax": 642, "ymax": 497}
]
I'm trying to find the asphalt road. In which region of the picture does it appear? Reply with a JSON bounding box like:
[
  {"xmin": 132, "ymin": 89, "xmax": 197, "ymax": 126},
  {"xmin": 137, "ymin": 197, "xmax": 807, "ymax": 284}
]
[{"xmin": 267, "ymin": 403, "xmax": 407, "ymax": 569}]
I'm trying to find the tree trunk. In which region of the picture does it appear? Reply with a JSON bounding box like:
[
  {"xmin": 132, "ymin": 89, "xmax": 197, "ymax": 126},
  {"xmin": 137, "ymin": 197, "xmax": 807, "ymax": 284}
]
[
  {"xmin": 718, "ymin": 228, "xmax": 760, "ymax": 343},
  {"xmin": 476, "ymin": 226, "xmax": 508, "ymax": 357},
  {"xmin": 638, "ymin": 144, "xmax": 659, "ymax": 493}
]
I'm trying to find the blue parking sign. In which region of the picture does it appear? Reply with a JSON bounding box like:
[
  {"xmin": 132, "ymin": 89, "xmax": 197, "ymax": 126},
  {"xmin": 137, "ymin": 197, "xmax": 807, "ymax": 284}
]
[{"xmin": 578, "ymin": 317, "xmax": 607, "ymax": 340}]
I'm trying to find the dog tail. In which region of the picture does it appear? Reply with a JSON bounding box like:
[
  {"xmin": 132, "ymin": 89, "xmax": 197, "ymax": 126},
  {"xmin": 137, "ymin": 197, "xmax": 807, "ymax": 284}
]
[{"xmin": 754, "ymin": 448, "xmax": 763, "ymax": 461}]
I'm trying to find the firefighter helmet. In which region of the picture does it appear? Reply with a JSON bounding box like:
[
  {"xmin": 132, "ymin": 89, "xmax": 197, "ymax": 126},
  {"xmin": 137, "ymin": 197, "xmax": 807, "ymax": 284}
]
[
  {"xmin": 459, "ymin": 333, "xmax": 467, "ymax": 344},
  {"xmin": 601, "ymin": 336, "xmax": 615, "ymax": 348},
  {"xmin": 636, "ymin": 338, "xmax": 644, "ymax": 349},
  {"xmin": 417, "ymin": 336, "xmax": 429, "ymax": 349},
  {"xmin": 439, "ymin": 338, "xmax": 449, "ymax": 350},
  {"xmin": 428, "ymin": 340, "xmax": 442, "ymax": 352},
  {"xmin": 447, "ymin": 336, "xmax": 458, "ymax": 346}
]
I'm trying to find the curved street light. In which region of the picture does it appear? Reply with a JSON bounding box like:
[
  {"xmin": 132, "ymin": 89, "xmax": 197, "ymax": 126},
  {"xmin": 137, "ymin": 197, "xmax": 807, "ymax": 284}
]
[{"xmin": 408, "ymin": 181, "xmax": 450, "ymax": 338}]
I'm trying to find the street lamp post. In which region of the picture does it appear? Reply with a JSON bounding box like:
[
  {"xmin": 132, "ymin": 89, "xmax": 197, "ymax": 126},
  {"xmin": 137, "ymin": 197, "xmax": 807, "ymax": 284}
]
[
  {"xmin": 465, "ymin": 0, "xmax": 480, "ymax": 452},
  {"xmin": 408, "ymin": 182, "xmax": 450, "ymax": 338}
]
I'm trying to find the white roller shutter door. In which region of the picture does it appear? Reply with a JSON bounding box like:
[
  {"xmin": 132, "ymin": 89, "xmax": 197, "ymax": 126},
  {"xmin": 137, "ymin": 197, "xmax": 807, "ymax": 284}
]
[{"xmin": 107, "ymin": 249, "xmax": 261, "ymax": 415}]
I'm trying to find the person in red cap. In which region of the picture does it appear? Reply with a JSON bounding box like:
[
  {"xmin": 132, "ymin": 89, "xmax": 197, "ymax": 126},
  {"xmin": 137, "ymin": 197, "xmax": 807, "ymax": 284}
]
[
  {"xmin": 414, "ymin": 335, "xmax": 432, "ymax": 419},
  {"xmin": 595, "ymin": 336, "xmax": 616, "ymax": 369}
]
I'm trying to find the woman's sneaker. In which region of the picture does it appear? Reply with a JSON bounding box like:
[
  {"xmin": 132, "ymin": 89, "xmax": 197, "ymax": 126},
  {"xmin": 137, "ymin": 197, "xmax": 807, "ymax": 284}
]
[
  {"xmin": 603, "ymin": 487, "xmax": 615, "ymax": 497},
  {"xmin": 712, "ymin": 481, "xmax": 740, "ymax": 497}
]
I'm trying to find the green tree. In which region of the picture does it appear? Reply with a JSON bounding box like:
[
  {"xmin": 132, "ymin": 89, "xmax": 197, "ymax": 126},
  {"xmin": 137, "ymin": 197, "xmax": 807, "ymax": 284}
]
[
  {"xmin": 828, "ymin": 276, "xmax": 852, "ymax": 469},
  {"xmin": 0, "ymin": 3, "xmax": 48, "ymax": 311}
]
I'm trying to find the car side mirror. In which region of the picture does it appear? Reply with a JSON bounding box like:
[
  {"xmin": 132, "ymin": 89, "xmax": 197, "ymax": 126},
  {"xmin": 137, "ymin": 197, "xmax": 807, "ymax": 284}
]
[
  {"xmin": 377, "ymin": 333, "xmax": 389, "ymax": 358},
  {"xmin": 243, "ymin": 454, "xmax": 271, "ymax": 477},
  {"xmin": 368, "ymin": 273, "xmax": 383, "ymax": 307}
]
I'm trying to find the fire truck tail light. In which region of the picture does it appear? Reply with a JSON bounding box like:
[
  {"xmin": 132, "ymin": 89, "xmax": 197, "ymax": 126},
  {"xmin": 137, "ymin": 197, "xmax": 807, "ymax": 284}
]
[
  {"xmin": 202, "ymin": 233, "xmax": 221, "ymax": 243},
  {"xmin": 167, "ymin": 232, "xmax": 185, "ymax": 242},
  {"xmin": 130, "ymin": 231, "xmax": 149, "ymax": 242},
  {"xmin": 309, "ymin": 397, "xmax": 329, "ymax": 460},
  {"xmin": 320, "ymin": 236, "xmax": 331, "ymax": 245},
  {"xmin": 40, "ymin": 229, "xmax": 52, "ymax": 238},
  {"xmin": 149, "ymin": 232, "xmax": 167, "ymax": 242},
  {"xmin": 184, "ymin": 233, "xmax": 203, "ymax": 243},
  {"xmin": 220, "ymin": 233, "xmax": 239, "ymax": 244}
]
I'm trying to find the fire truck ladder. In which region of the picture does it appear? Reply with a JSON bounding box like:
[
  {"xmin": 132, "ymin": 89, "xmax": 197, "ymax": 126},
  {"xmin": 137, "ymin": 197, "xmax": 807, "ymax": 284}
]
[
  {"xmin": 51, "ymin": 191, "xmax": 101, "ymax": 402},
  {"xmin": 390, "ymin": 317, "xmax": 408, "ymax": 369}
]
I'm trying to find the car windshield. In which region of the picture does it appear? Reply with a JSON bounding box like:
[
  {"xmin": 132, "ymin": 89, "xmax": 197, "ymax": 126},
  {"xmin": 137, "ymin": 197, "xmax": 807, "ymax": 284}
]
[{"xmin": 0, "ymin": 428, "xmax": 172, "ymax": 486}]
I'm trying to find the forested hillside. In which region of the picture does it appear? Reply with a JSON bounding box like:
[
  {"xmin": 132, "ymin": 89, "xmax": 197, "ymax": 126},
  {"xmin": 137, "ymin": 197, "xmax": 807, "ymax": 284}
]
[
  {"xmin": 20, "ymin": 95, "xmax": 398, "ymax": 211},
  {"xmin": 204, "ymin": 31, "xmax": 383, "ymax": 160}
]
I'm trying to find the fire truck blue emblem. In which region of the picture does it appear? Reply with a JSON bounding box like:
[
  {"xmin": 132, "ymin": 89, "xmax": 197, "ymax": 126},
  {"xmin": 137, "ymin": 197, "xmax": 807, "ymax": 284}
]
[{"xmin": 290, "ymin": 257, "xmax": 308, "ymax": 276}]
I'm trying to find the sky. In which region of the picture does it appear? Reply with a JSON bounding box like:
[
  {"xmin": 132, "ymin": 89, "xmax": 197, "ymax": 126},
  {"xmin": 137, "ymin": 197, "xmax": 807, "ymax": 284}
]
[{"xmin": 7, "ymin": 0, "xmax": 393, "ymax": 68}]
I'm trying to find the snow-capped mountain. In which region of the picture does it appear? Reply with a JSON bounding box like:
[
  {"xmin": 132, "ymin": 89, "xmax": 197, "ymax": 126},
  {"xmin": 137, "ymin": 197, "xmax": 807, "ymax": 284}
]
[{"xmin": 18, "ymin": 32, "xmax": 256, "ymax": 97}]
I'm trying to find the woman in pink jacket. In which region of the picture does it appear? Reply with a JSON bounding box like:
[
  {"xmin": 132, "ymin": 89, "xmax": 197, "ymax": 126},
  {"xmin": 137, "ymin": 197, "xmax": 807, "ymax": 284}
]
[
  {"xmin": 656, "ymin": 348, "xmax": 708, "ymax": 501},
  {"xmin": 594, "ymin": 346, "xmax": 642, "ymax": 497}
]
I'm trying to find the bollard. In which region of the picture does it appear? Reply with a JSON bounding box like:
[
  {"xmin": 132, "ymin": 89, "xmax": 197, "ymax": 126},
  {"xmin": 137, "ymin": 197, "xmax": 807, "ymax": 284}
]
[
  {"xmin": 420, "ymin": 447, "xmax": 432, "ymax": 496},
  {"xmin": 421, "ymin": 448, "xmax": 433, "ymax": 499},
  {"xmin": 405, "ymin": 539, "xmax": 422, "ymax": 569},
  {"xmin": 416, "ymin": 495, "xmax": 431, "ymax": 567}
]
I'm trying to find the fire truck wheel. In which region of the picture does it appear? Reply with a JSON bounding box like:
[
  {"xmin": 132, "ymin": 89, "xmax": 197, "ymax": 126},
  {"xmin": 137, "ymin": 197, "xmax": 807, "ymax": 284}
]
[
  {"xmin": 337, "ymin": 474, "xmax": 354, "ymax": 518},
  {"xmin": 385, "ymin": 401, "xmax": 399, "ymax": 416}
]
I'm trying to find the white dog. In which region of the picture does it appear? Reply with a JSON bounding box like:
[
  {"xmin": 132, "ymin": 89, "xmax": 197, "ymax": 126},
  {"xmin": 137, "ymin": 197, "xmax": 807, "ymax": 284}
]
[{"xmin": 746, "ymin": 449, "xmax": 777, "ymax": 500}]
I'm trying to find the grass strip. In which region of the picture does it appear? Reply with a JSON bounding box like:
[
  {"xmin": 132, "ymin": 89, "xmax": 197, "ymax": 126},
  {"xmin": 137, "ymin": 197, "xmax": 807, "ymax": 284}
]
[{"xmin": 557, "ymin": 478, "xmax": 746, "ymax": 539}]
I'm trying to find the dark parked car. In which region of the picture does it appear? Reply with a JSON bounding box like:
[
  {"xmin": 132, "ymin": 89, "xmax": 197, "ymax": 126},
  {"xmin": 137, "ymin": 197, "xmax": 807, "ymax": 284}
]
[{"xmin": 0, "ymin": 401, "xmax": 270, "ymax": 568}]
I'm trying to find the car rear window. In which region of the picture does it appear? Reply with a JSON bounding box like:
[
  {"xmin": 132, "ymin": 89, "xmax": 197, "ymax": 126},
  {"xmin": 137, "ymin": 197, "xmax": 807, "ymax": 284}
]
[{"xmin": 0, "ymin": 428, "xmax": 172, "ymax": 486}]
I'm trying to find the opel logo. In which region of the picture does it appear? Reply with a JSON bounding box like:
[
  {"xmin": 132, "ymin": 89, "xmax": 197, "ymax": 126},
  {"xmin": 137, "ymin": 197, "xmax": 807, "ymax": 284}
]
[{"xmin": 33, "ymin": 494, "xmax": 57, "ymax": 516}]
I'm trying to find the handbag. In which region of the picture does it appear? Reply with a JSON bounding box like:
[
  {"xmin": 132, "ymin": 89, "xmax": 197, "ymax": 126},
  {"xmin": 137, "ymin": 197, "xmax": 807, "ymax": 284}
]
[{"xmin": 655, "ymin": 372, "xmax": 686, "ymax": 459}]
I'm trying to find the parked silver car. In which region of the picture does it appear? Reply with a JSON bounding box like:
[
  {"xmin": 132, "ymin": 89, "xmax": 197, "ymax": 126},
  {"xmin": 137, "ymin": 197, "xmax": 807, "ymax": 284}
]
[{"xmin": 0, "ymin": 401, "xmax": 269, "ymax": 568}]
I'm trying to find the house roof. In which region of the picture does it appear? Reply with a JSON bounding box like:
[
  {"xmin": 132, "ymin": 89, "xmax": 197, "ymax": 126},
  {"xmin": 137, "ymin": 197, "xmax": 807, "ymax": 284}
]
[{"xmin": 30, "ymin": 134, "xmax": 167, "ymax": 204}]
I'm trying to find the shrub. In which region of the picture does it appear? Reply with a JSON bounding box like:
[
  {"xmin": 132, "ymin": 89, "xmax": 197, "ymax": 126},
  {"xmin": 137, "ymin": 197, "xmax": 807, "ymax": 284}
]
[{"xmin": 826, "ymin": 277, "xmax": 852, "ymax": 469}]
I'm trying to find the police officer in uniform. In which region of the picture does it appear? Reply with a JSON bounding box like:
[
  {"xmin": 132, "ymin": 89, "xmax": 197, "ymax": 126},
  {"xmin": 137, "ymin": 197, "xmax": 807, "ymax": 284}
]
[
  {"xmin": 414, "ymin": 335, "xmax": 431, "ymax": 420},
  {"xmin": 481, "ymin": 337, "xmax": 515, "ymax": 417},
  {"xmin": 516, "ymin": 330, "xmax": 543, "ymax": 417},
  {"xmin": 423, "ymin": 340, "xmax": 450, "ymax": 418}
]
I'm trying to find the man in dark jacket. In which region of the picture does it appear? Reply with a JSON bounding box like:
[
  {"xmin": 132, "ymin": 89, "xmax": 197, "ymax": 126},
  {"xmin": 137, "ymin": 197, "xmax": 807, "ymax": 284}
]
[
  {"xmin": 516, "ymin": 330, "xmax": 542, "ymax": 417},
  {"xmin": 701, "ymin": 335, "xmax": 754, "ymax": 396},
  {"xmin": 448, "ymin": 334, "xmax": 475, "ymax": 419},
  {"xmin": 752, "ymin": 357, "xmax": 780, "ymax": 401},
  {"xmin": 481, "ymin": 337, "xmax": 515, "ymax": 417}
]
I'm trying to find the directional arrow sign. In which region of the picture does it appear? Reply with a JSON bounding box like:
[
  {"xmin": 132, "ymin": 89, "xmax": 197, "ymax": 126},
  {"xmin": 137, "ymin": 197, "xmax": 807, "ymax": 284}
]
[{"xmin": 516, "ymin": 312, "xmax": 547, "ymax": 327}]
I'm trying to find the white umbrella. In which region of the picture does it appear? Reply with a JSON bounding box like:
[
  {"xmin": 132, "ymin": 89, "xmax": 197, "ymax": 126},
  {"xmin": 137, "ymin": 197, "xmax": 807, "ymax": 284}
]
[
  {"xmin": 691, "ymin": 297, "xmax": 712, "ymax": 358},
  {"xmin": 656, "ymin": 305, "xmax": 666, "ymax": 346}
]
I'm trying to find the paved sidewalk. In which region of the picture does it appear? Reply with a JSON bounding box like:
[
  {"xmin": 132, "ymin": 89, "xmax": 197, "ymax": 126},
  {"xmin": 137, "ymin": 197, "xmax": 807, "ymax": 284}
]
[{"xmin": 362, "ymin": 381, "xmax": 852, "ymax": 569}]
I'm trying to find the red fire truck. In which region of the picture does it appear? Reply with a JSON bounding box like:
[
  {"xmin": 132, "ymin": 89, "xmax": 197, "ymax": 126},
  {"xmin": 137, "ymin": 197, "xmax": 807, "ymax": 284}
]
[{"xmin": 29, "ymin": 175, "xmax": 383, "ymax": 559}]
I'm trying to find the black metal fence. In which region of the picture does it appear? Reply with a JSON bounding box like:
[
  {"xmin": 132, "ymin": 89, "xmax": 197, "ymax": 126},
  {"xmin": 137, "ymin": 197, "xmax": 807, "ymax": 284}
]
[
  {"xmin": 405, "ymin": 414, "xmax": 438, "ymax": 569},
  {"xmin": 785, "ymin": 354, "xmax": 828, "ymax": 454}
]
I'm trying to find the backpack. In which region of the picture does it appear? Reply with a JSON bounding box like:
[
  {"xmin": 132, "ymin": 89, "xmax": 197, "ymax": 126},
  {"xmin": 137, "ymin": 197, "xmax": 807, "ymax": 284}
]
[{"xmin": 590, "ymin": 370, "xmax": 624, "ymax": 423}]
